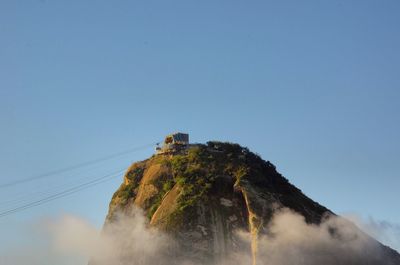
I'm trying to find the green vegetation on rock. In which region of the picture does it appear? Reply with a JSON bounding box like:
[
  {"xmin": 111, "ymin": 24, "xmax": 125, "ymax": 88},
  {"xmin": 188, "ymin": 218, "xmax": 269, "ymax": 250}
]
[
  {"xmin": 147, "ymin": 178, "xmax": 175, "ymax": 219},
  {"xmin": 107, "ymin": 141, "xmax": 284, "ymax": 226}
]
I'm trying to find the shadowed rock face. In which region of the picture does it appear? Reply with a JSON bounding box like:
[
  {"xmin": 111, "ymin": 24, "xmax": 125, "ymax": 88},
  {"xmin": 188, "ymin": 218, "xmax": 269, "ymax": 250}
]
[{"xmin": 99, "ymin": 142, "xmax": 400, "ymax": 265}]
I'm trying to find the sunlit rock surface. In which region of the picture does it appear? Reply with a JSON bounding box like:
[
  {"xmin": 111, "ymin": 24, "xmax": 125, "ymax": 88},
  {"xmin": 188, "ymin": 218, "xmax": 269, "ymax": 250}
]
[{"xmin": 92, "ymin": 142, "xmax": 400, "ymax": 265}]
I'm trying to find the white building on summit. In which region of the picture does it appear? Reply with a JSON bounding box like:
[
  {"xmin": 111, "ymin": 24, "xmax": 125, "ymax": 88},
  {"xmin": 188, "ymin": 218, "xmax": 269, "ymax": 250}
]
[{"xmin": 156, "ymin": 132, "xmax": 189, "ymax": 154}]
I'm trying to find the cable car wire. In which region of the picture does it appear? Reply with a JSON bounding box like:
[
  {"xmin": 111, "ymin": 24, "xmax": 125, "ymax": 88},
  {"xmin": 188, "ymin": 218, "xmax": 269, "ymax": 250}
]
[
  {"xmin": 0, "ymin": 164, "xmax": 124, "ymax": 209},
  {"xmin": 0, "ymin": 169, "xmax": 125, "ymax": 218},
  {"xmin": 0, "ymin": 142, "xmax": 156, "ymax": 189}
]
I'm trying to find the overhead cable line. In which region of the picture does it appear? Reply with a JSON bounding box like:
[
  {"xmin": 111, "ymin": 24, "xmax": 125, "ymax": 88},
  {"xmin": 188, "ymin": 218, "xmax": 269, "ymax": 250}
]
[
  {"xmin": 0, "ymin": 165, "xmax": 125, "ymax": 208},
  {"xmin": 0, "ymin": 169, "xmax": 125, "ymax": 218},
  {"xmin": 0, "ymin": 142, "xmax": 156, "ymax": 189}
]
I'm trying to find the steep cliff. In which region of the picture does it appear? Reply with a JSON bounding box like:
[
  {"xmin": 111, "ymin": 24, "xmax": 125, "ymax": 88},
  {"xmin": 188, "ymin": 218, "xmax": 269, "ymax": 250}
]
[{"xmin": 99, "ymin": 142, "xmax": 400, "ymax": 265}]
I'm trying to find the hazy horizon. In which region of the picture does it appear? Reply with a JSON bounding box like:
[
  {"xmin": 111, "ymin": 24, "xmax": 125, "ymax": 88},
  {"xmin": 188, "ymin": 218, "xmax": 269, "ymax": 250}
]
[{"xmin": 1, "ymin": 1, "xmax": 399, "ymax": 263}]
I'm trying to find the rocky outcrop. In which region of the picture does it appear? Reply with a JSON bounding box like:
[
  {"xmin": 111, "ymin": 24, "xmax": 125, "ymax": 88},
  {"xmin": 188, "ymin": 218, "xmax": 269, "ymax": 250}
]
[{"xmin": 102, "ymin": 142, "xmax": 400, "ymax": 265}]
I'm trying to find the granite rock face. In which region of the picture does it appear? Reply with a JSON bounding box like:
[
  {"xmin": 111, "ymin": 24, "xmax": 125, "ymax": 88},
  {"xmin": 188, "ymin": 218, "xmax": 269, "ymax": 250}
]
[{"xmin": 97, "ymin": 142, "xmax": 400, "ymax": 265}]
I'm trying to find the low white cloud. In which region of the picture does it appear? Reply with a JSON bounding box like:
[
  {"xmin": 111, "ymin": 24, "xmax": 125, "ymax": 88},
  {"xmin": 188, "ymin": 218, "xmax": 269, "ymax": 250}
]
[
  {"xmin": 1, "ymin": 207, "xmax": 399, "ymax": 265},
  {"xmin": 346, "ymin": 214, "xmax": 400, "ymax": 252},
  {"xmin": 47, "ymin": 215, "xmax": 100, "ymax": 258},
  {"xmin": 256, "ymin": 209, "xmax": 386, "ymax": 265}
]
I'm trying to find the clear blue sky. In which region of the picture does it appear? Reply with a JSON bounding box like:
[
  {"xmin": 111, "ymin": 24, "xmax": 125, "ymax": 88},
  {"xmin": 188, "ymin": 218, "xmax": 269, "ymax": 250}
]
[{"xmin": 1, "ymin": 0, "xmax": 400, "ymax": 255}]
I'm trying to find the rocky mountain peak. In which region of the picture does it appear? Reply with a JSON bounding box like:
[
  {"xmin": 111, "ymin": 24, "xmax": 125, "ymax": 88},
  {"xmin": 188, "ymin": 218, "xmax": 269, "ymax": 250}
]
[{"xmin": 96, "ymin": 141, "xmax": 400, "ymax": 265}]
